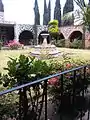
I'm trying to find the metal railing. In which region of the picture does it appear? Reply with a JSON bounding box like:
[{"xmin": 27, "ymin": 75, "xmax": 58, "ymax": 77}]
[{"xmin": 0, "ymin": 65, "xmax": 90, "ymax": 120}]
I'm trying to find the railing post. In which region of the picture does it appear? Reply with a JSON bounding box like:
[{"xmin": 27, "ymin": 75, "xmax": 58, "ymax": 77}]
[
  {"xmin": 60, "ymin": 74, "xmax": 63, "ymax": 120},
  {"xmin": 80, "ymin": 67, "xmax": 86, "ymax": 120},
  {"xmin": 23, "ymin": 87, "xmax": 28, "ymax": 120},
  {"xmin": 72, "ymin": 70, "xmax": 76, "ymax": 120},
  {"xmin": 45, "ymin": 81, "xmax": 47, "ymax": 120},
  {"xmin": 19, "ymin": 89, "xmax": 22, "ymax": 120},
  {"xmin": 84, "ymin": 66, "xmax": 86, "ymax": 89},
  {"xmin": 83, "ymin": 66, "xmax": 90, "ymax": 120}
]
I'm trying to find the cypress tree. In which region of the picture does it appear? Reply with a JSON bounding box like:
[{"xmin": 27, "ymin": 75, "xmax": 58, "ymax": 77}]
[
  {"xmin": 48, "ymin": 0, "xmax": 51, "ymax": 22},
  {"xmin": 63, "ymin": 0, "xmax": 74, "ymax": 15},
  {"xmin": 0, "ymin": 0, "xmax": 4, "ymax": 12},
  {"xmin": 63, "ymin": 0, "xmax": 74, "ymax": 25},
  {"xmin": 34, "ymin": 0, "xmax": 40, "ymax": 25},
  {"xmin": 54, "ymin": 0, "xmax": 61, "ymax": 27},
  {"xmin": 88, "ymin": 0, "xmax": 90, "ymax": 5},
  {"xmin": 43, "ymin": 0, "xmax": 48, "ymax": 25}
]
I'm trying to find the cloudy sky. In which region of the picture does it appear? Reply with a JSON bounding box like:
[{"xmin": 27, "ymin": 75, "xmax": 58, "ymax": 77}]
[{"xmin": 2, "ymin": 0, "xmax": 89, "ymax": 25}]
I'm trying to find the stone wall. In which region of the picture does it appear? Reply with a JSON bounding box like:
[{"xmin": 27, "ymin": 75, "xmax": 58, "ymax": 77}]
[
  {"xmin": 14, "ymin": 24, "xmax": 90, "ymax": 48},
  {"xmin": 85, "ymin": 31, "xmax": 90, "ymax": 48}
]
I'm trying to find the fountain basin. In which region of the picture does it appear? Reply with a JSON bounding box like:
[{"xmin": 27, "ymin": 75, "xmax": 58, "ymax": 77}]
[
  {"xmin": 30, "ymin": 45, "xmax": 60, "ymax": 58},
  {"xmin": 30, "ymin": 33, "xmax": 60, "ymax": 58}
]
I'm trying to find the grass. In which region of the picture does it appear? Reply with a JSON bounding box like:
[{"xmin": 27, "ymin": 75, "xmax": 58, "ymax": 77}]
[
  {"xmin": 0, "ymin": 48, "xmax": 90, "ymax": 73},
  {"xmin": 58, "ymin": 48, "xmax": 90, "ymax": 60},
  {"xmin": 0, "ymin": 49, "xmax": 31, "ymax": 73}
]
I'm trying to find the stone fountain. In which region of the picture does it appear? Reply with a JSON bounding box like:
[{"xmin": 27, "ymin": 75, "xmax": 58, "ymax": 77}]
[{"xmin": 30, "ymin": 33, "xmax": 60, "ymax": 58}]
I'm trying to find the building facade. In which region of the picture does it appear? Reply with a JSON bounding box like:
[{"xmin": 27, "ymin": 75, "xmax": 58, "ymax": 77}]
[{"xmin": 0, "ymin": 0, "xmax": 90, "ymax": 48}]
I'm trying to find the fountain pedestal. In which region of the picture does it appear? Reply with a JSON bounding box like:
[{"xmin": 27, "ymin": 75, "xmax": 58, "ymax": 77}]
[{"xmin": 30, "ymin": 33, "xmax": 60, "ymax": 58}]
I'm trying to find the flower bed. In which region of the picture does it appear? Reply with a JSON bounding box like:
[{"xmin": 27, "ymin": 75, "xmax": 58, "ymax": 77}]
[{"xmin": 6, "ymin": 40, "xmax": 24, "ymax": 50}]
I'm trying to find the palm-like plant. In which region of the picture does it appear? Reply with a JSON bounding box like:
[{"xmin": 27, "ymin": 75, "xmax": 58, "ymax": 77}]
[
  {"xmin": 74, "ymin": 0, "xmax": 90, "ymax": 29},
  {"xmin": 74, "ymin": 0, "xmax": 90, "ymax": 48}
]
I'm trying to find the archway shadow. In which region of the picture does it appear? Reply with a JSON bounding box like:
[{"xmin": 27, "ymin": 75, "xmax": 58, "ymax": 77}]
[
  {"xmin": 19, "ymin": 30, "xmax": 33, "ymax": 45},
  {"xmin": 69, "ymin": 31, "xmax": 82, "ymax": 42}
]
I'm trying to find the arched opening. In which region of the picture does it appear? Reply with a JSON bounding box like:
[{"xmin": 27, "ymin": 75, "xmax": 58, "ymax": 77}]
[
  {"xmin": 38, "ymin": 31, "xmax": 51, "ymax": 44},
  {"xmin": 19, "ymin": 30, "xmax": 33, "ymax": 45},
  {"xmin": 69, "ymin": 31, "xmax": 82, "ymax": 42},
  {"xmin": 0, "ymin": 26, "xmax": 14, "ymax": 45},
  {"xmin": 58, "ymin": 33, "xmax": 65, "ymax": 40}
]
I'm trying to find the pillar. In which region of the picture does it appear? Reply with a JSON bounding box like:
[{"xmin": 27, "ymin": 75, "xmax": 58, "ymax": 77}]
[
  {"xmin": 14, "ymin": 24, "xmax": 19, "ymax": 41},
  {"xmin": 65, "ymin": 36, "xmax": 70, "ymax": 48}
]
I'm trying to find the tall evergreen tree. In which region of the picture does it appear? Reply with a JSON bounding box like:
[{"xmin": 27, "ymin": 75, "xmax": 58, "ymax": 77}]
[
  {"xmin": 34, "ymin": 0, "xmax": 40, "ymax": 25},
  {"xmin": 54, "ymin": 0, "xmax": 61, "ymax": 27},
  {"xmin": 0, "ymin": 0, "xmax": 4, "ymax": 12},
  {"xmin": 63, "ymin": 0, "xmax": 74, "ymax": 15},
  {"xmin": 43, "ymin": 0, "xmax": 49, "ymax": 25},
  {"xmin": 63, "ymin": 0, "xmax": 74, "ymax": 26},
  {"xmin": 48, "ymin": 0, "xmax": 51, "ymax": 22},
  {"xmin": 88, "ymin": 0, "xmax": 90, "ymax": 5}
]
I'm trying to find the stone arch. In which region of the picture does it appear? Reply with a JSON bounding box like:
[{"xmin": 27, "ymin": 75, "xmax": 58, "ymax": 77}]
[
  {"xmin": 14, "ymin": 24, "xmax": 35, "ymax": 41},
  {"xmin": 38, "ymin": 31, "xmax": 50, "ymax": 44},
  {"xmin": 19, "ymin": 30, "xmax": 34, "ymax": 45},
  {"xmin": 69, "ymin": 31, "xmax": 83, "ymax": 42},
  {"xmin": 60, "ymin": 25, "xmax": 83, "ymax": 39}
]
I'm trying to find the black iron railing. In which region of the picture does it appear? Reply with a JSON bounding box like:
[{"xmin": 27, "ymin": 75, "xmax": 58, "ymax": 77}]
[{"xmin": 0, "ymin": 65, "xmax": 90, "ymax": 120}]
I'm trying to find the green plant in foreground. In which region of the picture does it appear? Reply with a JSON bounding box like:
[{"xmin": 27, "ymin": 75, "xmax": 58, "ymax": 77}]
[
  {"xmin": 0, "ymin": 54, "xmax": 54, "ymax": 119},
  {"xmin": 0, "ymin": 53, "xmax": 90, "ymax": 119}
]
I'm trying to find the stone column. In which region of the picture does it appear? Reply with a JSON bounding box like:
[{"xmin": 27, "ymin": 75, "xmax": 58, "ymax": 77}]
[
  {"xmin": 33, "ymin": 25, "xmax": 38, "ymax": 45},
  {"xmin": 65, "ymin": 36, "xmax": 70, "ymax": 48},
  {"xmin": 14, "ymin": 24, "xmax": 19, "ymax": 41}
]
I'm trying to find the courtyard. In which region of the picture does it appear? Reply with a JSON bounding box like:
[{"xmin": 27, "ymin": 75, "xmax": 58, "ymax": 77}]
[{"xmin": 1, "ymin": 0, "xmax": 90, "ymax": 119}]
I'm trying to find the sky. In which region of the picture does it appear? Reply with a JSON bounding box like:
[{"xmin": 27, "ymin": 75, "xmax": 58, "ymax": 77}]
[{"xmin": 2, "ymin": 0, "xmax": 89, "ymax": 25}]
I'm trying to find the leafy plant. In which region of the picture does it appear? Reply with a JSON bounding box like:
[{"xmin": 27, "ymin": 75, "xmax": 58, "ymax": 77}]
[
  {"xmin": 0, "ymin": 55, "xmax": 54, "ymax": 119},
  {"xmin": 62, "ymin": 12, "xmax": 74, "ymax": 26},
  {"xmin": 2, "ymin": 55, "xmax": 34, "ymax": 87},
  {"xmin": 0, "ymin": 91, "xmax": 19, "ymax": 119},
  {"xmin": 55, "ymin": 39, "xmax": 65, "ymax": 47},
  {"xmin": 70, "ymin": 39, "xmax": 82, "ymax": 49},
  {"xmin": 74, "ymin": 0, "xmax": 90, "ymax": 30}
]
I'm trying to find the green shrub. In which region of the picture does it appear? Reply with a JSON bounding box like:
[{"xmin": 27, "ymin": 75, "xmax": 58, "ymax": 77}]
[
  {"xmin": 0, "ymin": 92, "xmax": 18, "ymax": 119},
  {"xmin": 70, "ymin": 40, "xmax": 82, "ymax": 49},
  {"xmin": 48, "ymin": 19, "xmax": 59, "ymax": 39},
  {"xmin": 48, "ymin": 19, "xmax": 59, "ymax": 26},
  {"xmin": 55, "ymin": 39, "xmax": 65, "ymax": 47},
  {"xmin": 0, "ymin": 55, "xmax": 54, "ymax": 119}
]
